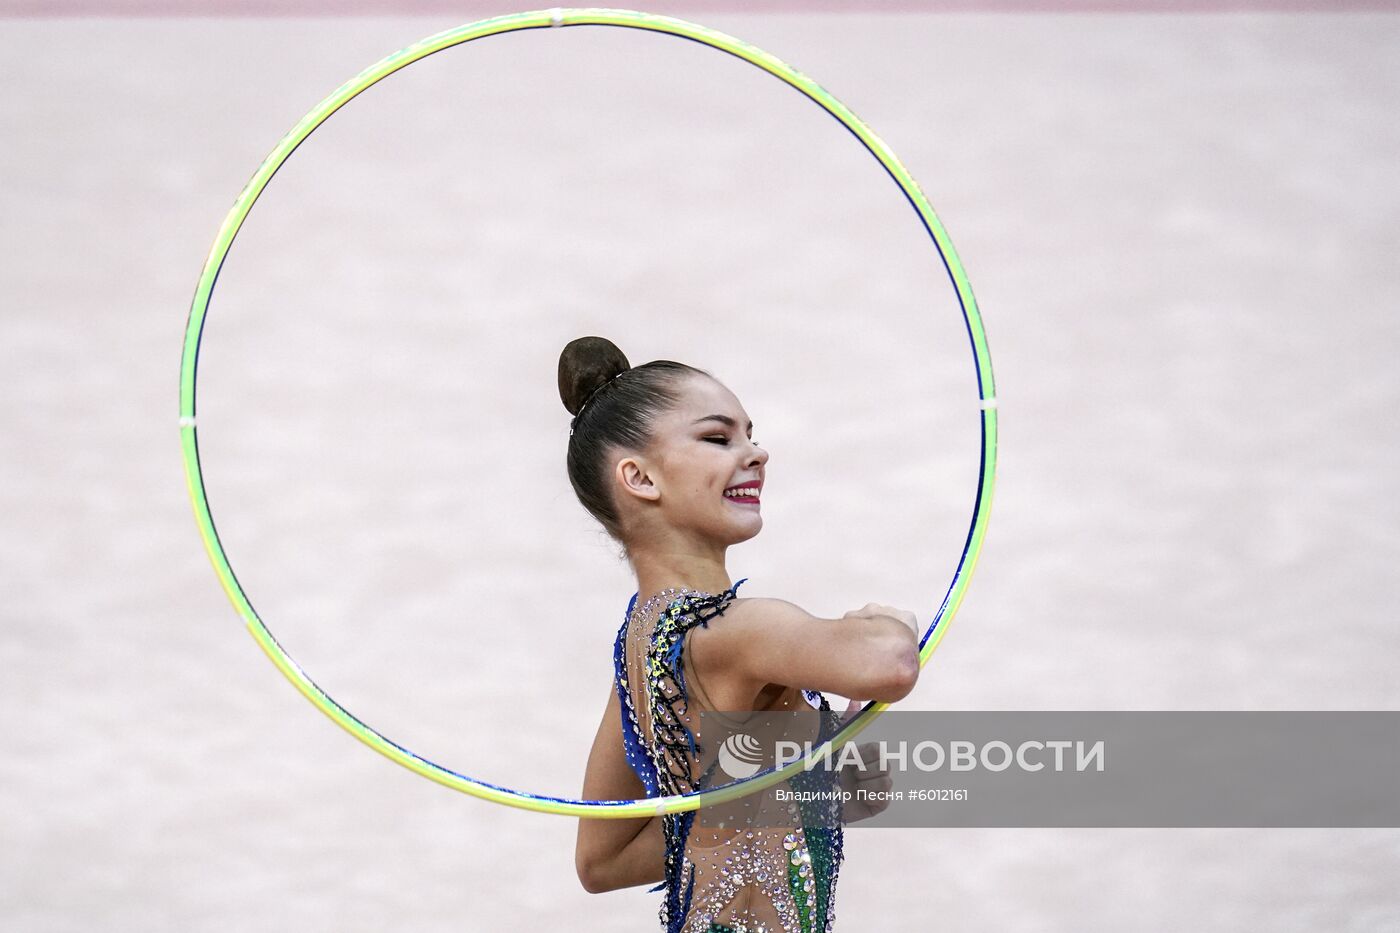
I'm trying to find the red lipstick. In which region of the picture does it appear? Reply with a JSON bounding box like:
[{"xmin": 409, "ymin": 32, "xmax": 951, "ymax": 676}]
[{"xmin": 723, "ymin": 480, "xmax": 762, "ymax": 506}]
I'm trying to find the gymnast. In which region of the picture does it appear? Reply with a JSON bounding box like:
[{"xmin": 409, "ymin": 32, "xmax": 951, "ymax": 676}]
[{"xmin": 564, "ymin": 335, "xmax": 922, "ymax": 932}]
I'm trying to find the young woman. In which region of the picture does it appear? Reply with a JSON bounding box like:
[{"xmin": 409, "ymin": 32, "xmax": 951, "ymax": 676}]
[{"xmin": 564, "ymin": 335, "xmax": 921, "ymax": 932}]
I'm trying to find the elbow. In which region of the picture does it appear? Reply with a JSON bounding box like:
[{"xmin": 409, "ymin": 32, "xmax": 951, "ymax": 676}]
[
  {"xmin": 869, "ymin": 638, "xmax": 920, "ymax": 703},
  {"xmin": 576, "ymin": 848, "xmax": 608, "ymax": 894},
  {"xmin": 577, "ymin": 859, "xmax": 606, "ymax": 895}
]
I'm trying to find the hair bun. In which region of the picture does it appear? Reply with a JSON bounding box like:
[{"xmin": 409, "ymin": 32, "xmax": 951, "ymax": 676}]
[{"xmin": 558, "ymin": 336, "xmax": 631, "ymax": 416}]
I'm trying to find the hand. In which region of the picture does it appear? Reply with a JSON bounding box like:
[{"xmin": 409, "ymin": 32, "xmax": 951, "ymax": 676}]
[
  {"xmin": 841, "ymin": 696, "xmax": 871, "ymax": 724},
  {"xmin": 837, "ymin": 741, "xmax": 895, "ymax": 824},
  {"xmin": 842, "ymin": 602, "xmax": 920, "ymax": 639},
  {"xmin": 837, "ymin": 603, "xmax": 921, "ymax": 718}
]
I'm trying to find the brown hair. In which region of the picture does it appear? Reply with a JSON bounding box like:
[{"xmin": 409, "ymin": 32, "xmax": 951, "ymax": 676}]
[{"xmin": 558, "ymin": 336, "xmax": 708, "ymax": 553}]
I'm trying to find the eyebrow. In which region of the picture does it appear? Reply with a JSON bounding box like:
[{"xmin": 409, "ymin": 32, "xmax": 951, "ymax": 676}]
[{"xmin": 693, "ymin": 414, "xmax": 753, "ymax": 432}]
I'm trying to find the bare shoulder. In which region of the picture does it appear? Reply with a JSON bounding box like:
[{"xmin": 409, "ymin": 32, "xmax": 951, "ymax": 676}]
[
  {"xmin": 699, "ymin": 594, "xmax": 920, "ymax": 704},
  {"xmin": 689, "ymin": 596, "xmax": 821, "ymax": 697},
  {"xmin": 702, "ymin": 597, "xmax": 823, "ymax": 651},
  {"xmin": 718, "ymin": 596, "xmax": 818, "ymax": 627},
  {"xmin": 686, "ymin": 597, "xmax": 793, "ymax": 710}
]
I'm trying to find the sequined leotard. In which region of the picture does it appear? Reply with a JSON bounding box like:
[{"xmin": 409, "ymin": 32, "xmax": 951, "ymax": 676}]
[{"xmin": 612, "ymin": 577, "xmax": 846, "ymax": 933}]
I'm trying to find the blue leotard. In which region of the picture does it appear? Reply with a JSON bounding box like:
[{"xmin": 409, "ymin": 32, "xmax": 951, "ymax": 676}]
[{"xmin": 612, "ymin": 578, "xmax": 846, "ymax": 932}]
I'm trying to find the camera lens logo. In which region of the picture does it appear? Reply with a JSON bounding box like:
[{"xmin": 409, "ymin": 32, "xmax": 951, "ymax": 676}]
[{"xmin": 717, "ymin": 732, "xmax": 765, "ymax": 779}]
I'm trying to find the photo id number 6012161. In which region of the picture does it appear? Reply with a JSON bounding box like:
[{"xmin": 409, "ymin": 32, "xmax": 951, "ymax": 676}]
[{"xmin": 908, "ymin": 788, "xmax": 968, "ymax": 802}]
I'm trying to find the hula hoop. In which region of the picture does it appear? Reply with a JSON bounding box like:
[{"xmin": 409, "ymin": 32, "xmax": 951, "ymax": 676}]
[{"xmin": 179, "ymin": 7, "xmax": 998, "ymax": 818}]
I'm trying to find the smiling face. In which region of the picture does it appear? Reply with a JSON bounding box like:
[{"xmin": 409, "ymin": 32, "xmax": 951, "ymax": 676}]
[{"xmin": 613, "ymin": 373, "xmax": 769, "ymax": 547}]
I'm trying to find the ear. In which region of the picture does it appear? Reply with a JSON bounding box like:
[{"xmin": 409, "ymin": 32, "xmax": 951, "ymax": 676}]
[{"xmin": 615, "ymin": 456, "xmax": 661, "ymax": 503}]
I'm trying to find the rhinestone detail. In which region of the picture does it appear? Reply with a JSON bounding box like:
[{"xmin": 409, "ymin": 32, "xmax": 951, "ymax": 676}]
[{"xmin": 612, "ymin": 580, "xmax": 846, "ymax": 932}]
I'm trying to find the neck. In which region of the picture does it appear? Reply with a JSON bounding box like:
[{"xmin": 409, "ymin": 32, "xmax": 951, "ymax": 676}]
[{"xmin": 629, "ymin": 543, "xmax": 732, "ymax": 603}]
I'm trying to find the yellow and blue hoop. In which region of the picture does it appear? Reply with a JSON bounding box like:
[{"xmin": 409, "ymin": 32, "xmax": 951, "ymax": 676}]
[{"xmin": 178, "ymin": 7, "xmax": 998, "ymax": 819}]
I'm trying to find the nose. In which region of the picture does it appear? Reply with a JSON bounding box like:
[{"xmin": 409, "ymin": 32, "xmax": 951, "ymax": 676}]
[{"xmin": 748, "ymin": 440, "xmax": 768, "ymax": 467}]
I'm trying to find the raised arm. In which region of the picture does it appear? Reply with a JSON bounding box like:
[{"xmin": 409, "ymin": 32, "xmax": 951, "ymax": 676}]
[{"xmin": 688, "ymin": 597, "xmax": 921, "ymax": 706}]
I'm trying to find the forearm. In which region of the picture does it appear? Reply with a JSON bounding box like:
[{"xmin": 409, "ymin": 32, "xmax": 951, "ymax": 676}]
[{"xmin": 587, "ymin": 815, "xmax": 666, "ymax": 892}]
